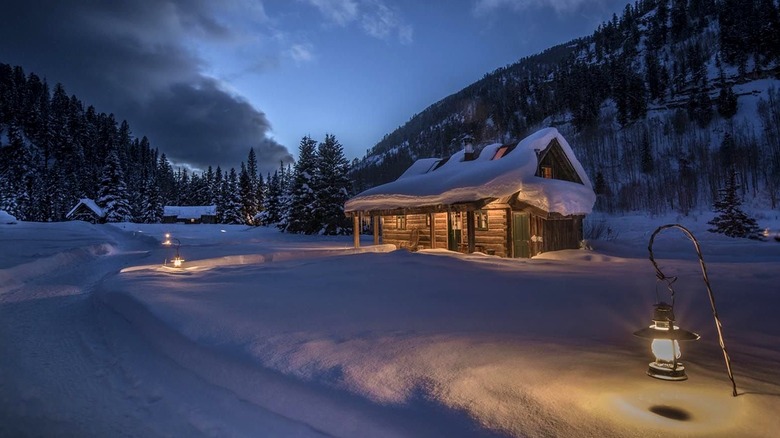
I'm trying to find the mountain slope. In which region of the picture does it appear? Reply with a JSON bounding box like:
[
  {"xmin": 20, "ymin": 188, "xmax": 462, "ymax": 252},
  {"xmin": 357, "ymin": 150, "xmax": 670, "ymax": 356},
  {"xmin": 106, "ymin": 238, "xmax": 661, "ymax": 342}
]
[{"xmin": 351, "ymin": 0, "xmax": 780, "ymax": 215}]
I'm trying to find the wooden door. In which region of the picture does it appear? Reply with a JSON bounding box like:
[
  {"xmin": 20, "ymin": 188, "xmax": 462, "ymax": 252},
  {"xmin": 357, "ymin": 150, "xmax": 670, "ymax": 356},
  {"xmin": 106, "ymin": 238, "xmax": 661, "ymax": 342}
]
[{"xmin": 512, "ymin": 212, "xmax": 531, "ymax": 258}]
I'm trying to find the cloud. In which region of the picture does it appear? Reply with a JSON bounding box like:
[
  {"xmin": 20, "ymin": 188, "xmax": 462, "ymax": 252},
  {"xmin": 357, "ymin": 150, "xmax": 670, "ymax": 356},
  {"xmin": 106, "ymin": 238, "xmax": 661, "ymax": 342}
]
[
  {"xmin": 473, "ymin": 0, "xmax": 591, "ymax": 16},
  {"xmin": 0, "ymin": 0, "xmax": 292, "ymax": 175},
  {"xmin": 305, "ymin": 0, "xmax": 412, "ymax": 44},
  {"xmin": 306, "ymin": 0, "xmax": 359, "ymax": 26},
  {"xmin": 289, "ymin": 43, "xmax": 315, "ymax": 63}
]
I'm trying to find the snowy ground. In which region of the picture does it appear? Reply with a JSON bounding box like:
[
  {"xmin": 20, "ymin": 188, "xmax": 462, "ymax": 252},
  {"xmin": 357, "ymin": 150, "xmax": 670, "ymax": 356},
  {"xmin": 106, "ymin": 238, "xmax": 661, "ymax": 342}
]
[{"xmin": 1, "ymin": 213, "xmax": 779, "ymax": 437}]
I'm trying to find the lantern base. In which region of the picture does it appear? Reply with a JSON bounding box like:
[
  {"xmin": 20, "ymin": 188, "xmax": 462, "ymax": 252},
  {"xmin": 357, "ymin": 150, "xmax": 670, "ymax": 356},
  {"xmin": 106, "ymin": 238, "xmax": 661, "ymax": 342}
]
[{"xmin": 647, "ymin": 362, "xmax": 688, "ymax": 381}]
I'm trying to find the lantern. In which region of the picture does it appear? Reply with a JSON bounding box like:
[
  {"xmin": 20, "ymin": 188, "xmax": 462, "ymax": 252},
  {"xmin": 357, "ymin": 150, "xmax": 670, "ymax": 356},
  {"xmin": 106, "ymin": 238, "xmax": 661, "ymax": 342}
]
[
  {"xmin": 634, "ymin": 303, "xmax": 700, "ymax": 381},
  {"xmin": 163, "ymin": 233, "xmax": 172, "ymax": 246}
]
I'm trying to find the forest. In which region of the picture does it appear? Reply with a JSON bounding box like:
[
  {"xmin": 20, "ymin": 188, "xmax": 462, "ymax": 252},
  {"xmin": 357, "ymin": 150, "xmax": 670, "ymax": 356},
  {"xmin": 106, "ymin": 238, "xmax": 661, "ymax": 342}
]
[{"xmin": 0, "ymin": 63, "xmax": 351, "ymax": 234}]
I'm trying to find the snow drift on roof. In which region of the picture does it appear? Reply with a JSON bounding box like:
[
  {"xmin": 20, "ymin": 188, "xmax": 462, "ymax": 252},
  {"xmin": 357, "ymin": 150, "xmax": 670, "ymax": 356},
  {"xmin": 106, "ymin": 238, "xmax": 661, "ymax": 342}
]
[
  {"xmin": 163, "ymin": 206, "xmax": 217, "ymax": 219},
  {"xmin": 345, "ymin": 127, "xmax": 595, "ymax": 216},
  {"xmin": 66, "ymin": 198, "xmax": 105, "ymax": 218}
]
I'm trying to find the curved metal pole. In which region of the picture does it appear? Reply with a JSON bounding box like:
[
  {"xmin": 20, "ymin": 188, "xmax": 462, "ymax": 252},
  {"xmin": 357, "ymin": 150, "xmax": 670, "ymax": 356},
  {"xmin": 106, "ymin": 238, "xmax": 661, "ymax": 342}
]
[{"xmin": 648, "ymin": 224, "xmax": 738, "ymax": 397}]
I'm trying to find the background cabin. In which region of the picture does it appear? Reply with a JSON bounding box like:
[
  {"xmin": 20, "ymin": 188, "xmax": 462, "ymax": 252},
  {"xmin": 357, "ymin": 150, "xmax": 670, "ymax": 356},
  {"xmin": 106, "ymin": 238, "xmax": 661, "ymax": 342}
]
[
  {"xmin": 66, "ymin": 198, "xmax": 106, "ymax": 224},
  {"xmin": 344, "ymin": 128, "xmax": 595, "ymax": 258},
  {"xmin": 162, "ymin": 206, "xmax": 217, "ymax": 224}
]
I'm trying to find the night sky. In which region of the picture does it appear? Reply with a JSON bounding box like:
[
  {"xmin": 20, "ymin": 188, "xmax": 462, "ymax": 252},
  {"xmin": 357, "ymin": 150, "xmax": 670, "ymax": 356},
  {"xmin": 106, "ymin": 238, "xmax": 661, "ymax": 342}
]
[{"xmin": 0, "ymin": 0, "xmax": 630, "ymax": 175}]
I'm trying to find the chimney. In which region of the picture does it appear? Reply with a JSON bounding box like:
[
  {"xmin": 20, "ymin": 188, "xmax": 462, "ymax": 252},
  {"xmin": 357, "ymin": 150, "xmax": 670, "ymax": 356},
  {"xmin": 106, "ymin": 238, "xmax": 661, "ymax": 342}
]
[{"xmin": 464, "ymin": 138, "xmax": 475, "ymax": 162}]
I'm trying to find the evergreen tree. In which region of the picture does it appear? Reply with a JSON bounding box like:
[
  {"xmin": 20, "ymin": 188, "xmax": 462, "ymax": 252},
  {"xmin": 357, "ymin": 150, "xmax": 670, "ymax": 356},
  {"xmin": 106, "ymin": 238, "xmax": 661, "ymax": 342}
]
[
  {"xmin": 221, "ymin": 168, "xmax": 244, "ymax": 224},
  {"xmin": 286, "ymin": 136, "xmax": 319, "ymax": 233},
  {"xmin": 239, "ymin": 162, "xmax": 257, "ymax": 225},
  {"xmin": 717, "ymin": 85, "xmax": 738, "ymax": 119},
  {"xmin": 141, "ymin": 176, "xmax": 164, "ymax": 223},
  {"xmin": 97, "ymin": 149, "xmax": 132, "ymax": 222},
  {"xmin": 259, "ymin": 170, "xmax": 282, "ymax": 225},
  {"xmin": 314, "ymin": 134, "xmax": 351, "ymax": 235},
  {"xmin": 708, "ymin": 169, "xmax": 763, "ymax": 239}
]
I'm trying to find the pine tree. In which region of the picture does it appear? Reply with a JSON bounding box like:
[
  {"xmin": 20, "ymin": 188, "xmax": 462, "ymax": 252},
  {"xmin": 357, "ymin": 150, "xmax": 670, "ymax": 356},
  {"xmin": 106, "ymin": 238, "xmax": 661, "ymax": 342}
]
[
  {"xmin": 708, "ymin": 169, "xmax": 762, "ymax": 239},
  {"xmin": 717, "ymin": 85, "xmax": 738, "ymax": 119},
  {"xmin": 221, "ymin": 168, "xmax": 244, "ymax": 224},
  {"xmin": 314, "ymin": 134, "xmax": 351, "ymax": 235},
  {"xmin": 141, "ymin": 176, "xmax": 163, "ymax": 223},
  {"xmin": 286, "ymin": 136, "xmax": 319, "ymax": 233},
  {"xmin": 259, "ymin": 170, "xmax": 281, "ymax": 225},
  {"xmin": 97, "ymin": 149, "xmax": 132, "ymax": 222},
  {"xmin": 239, "ymin": 162, "xmax": 257, "ymax": 225}
]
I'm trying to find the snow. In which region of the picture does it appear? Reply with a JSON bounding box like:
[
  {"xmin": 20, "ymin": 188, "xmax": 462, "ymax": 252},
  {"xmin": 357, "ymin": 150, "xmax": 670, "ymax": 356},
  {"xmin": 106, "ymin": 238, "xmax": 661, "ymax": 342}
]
[
  {"xmin": 65, "ymin": 198, "xmax": 104, "ymax": 219},
  {"xmin": 345, "ymin": 127, "xmax": 596, "ymax": 216},
  {"xmin": 163, "ymin": 205, "xmax": 217, "ymax": 219},
  {"xmin": 0, "ymin": 210, "xmax": 17, "ymax": 224},
  {"xmin": 2, "ymin": 215, "xmax": 780, "ymax": 437}
]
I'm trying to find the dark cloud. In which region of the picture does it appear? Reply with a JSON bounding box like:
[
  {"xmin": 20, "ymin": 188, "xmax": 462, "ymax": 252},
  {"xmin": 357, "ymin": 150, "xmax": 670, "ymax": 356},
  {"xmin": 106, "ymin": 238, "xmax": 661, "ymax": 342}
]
[{"xmin": 0, "ymin": 0, "xmax": 292, "ymax": 175}]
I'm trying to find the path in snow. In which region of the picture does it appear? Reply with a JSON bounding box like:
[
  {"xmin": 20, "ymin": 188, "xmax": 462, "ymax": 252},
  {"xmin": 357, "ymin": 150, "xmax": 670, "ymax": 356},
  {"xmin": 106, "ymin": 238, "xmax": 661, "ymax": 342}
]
[{"xmin": 0, "ymin": 224, "xmax": 508, "ymax": 437}]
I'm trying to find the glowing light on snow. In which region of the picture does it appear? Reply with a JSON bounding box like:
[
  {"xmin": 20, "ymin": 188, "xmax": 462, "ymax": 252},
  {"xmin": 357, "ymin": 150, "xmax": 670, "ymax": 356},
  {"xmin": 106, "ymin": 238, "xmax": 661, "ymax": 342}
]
[{"xmin": 634, "ymin": 303, "xmax": 699, "ymax": 381}]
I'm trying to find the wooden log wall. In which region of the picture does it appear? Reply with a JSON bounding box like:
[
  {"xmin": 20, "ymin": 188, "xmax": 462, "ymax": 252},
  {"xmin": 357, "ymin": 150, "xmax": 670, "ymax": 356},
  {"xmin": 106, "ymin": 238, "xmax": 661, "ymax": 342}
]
[
  {"xmin": 541, "ymin": 216, "xmax": 583, "ymax": 253},
  {"xmin": 473, "ymin": 209, "xmax": 508, "ymax": 257}
]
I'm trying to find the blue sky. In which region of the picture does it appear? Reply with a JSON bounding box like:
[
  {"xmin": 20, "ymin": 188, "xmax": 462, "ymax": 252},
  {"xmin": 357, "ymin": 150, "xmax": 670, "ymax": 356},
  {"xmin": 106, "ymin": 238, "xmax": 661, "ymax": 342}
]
[{"xmin": 0, "ymin": 0, "xmax": 631, "ymax": 174}]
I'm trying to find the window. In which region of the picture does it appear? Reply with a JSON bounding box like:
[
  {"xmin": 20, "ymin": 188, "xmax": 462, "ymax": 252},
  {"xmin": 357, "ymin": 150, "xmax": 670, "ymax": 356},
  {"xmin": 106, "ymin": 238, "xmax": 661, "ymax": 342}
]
[
  {"xmin": 541, "ymin": 165, "xmax": 553, "ymax": 179},
  {"xmin": 396, "ymin": 215, "xmax": 407, "ymax": 230},
  {"xmin": 475, "ymin": 210, "xmax": 489, "ymax": 231},
  {"xmin": 425, "ymin": 214, "xmax": 431, "ymax": 227}
]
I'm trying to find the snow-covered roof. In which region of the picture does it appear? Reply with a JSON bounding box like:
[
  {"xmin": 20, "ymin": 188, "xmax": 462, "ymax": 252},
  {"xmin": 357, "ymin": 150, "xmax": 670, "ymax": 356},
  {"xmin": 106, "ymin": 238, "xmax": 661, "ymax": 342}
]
[
  {"xmin": 163, "ymin": 205, "xmax": 217, "ymax": 219},
  {"xmin": 0, "ymin": 210, "xmax": 17, "ymax": 224},
  {"xmin": 345, "ymin": 127, "xmax": 596, "ymax": 216},
  {"xmin": 66, "ymin": 198, "xmax": 105, "ymax": 219}
]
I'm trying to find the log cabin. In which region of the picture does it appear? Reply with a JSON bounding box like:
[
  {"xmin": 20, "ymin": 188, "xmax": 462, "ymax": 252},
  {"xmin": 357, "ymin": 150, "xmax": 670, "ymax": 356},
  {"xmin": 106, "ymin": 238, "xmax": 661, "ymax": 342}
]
[
  {"xmin": 344, "ymin": 127, "xmax": 596, "ymax": 258},
  {"xmin": 66, "ymin": 198, "xmax": 106, "ymax": 224}
]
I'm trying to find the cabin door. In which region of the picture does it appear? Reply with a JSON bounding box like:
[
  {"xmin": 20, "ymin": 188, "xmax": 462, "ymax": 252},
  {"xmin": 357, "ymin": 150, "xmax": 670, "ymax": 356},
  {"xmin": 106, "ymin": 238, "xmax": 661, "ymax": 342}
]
[
  {"xmin": 512, "ymin": 212, "xmax": 531, "ymax": 258},
  {"xmin": 447, "ymin": 212, "xmax": 462, "ymax": 251}
]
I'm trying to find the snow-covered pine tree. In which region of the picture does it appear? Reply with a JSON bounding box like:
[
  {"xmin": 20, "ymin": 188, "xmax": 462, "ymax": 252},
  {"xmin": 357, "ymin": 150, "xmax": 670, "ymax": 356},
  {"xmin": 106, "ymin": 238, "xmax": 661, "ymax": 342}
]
[
  {"xmin": 708, "ymin": 169, "xmax": 763, "ymax": 239},
  {"xmin": 258, "ymin": 170, "xmax": 280, "ymax": 225},
  {"xmin": 141, "ymin": 176, "xmax": 163, "ymax": 223},
  {"xmin": 213, "ymin": 166, "xmax": 226, "ymax": 223},
  {"xmin": 275, "ymin": 162, "xmax": 293, "ymax": 231},
  {"xmin": 97, "ymin": 149, "xmax": 132, "ymax": 222},
  {"xmin": 314, "ymin": 134, "xmax": 351, "ymax": 235},
  {"xmin": 285, "ymin": 136, "xmax": 319, "ymax": 234},
  {"xmin": 239, "ymin": 162, "xmax": 257, "ymax": 225},
  {"xmin": 221, "ymin": 168, "xmax": 244, "ymax": 224}
]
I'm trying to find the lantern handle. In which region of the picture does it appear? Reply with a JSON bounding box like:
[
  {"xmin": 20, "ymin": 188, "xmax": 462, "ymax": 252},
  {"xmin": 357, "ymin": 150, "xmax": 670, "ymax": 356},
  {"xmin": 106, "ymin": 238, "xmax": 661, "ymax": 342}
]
[{"xmin": 648, "ymin": 224, "xmax": 738, "ymax": 397}]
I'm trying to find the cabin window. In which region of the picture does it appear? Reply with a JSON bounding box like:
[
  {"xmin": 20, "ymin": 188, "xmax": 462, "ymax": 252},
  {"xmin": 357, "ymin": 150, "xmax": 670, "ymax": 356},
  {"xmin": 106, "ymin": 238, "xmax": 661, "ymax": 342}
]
[
  {"xmin": 475, "ymin": 210, "xmax": 489, "ymax": 231},
  {"xmin": 493, "ymin": 146, "xmax": 509, "ymax": 160},
  {"xmin": 425, "ymin": 214, "xmax": 431, "ymax": 227},
  {"xmin": 541, "ymin": 165, "xmax": 553, "ymax": 179},
  {"xmin": 396, "ymin": 215, "xmax": 407, "ymax": 230}
]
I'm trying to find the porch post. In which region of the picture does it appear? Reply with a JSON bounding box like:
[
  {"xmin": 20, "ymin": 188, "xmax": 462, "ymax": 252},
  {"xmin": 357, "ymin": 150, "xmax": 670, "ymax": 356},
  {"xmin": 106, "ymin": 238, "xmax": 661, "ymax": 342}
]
[
  {"xmin": 373, "ymin": 215, "xmax": 380, "ymax": 245},
  {"xmin": 353, "ymin": 214, "xmax": 360, "ymax": 248},
  {"xmin": 429, "ymin": 212, "xmax": 436, "ymax": 249},
  {"xmin": 466, "ymin": 210, "xmax": 475, "ymax": 253}
]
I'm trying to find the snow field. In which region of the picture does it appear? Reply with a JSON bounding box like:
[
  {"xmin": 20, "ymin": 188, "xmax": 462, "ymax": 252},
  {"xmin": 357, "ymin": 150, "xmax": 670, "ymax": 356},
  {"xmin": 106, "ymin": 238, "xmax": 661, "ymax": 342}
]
[{"xmin": 2, "ymin": 216, "xmax": 780, "ymax": 437}]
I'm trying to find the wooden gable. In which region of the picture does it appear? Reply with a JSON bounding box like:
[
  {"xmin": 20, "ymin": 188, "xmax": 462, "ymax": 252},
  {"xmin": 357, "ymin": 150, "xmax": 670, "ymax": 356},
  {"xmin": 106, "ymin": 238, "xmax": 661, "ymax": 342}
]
[{"xmin": 535, "ymin": 138, "xmax": 583, "ymax": 184}]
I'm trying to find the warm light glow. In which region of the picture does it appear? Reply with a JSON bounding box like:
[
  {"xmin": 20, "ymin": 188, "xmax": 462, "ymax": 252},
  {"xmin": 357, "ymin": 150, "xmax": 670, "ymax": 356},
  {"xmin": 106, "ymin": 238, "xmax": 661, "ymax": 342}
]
[
  {"xmin": 173, "ymin": 257, "xmax": 183, "ymax": 268},
  {"xmin": 163, "ymin": 233, "xmax": 172, "ymax": 245},
  {"xmin": 651, "ymin": 339, "xmax": 681, "ymax": 363}
]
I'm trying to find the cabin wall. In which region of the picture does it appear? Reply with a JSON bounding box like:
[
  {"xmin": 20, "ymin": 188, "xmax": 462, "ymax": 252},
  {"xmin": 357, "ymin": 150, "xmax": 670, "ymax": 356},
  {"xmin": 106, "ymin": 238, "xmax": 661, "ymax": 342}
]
[
  {"xmin": 539, "ymin": 215, "xmax": 583, "ymax": 254},
  {"xmin": 473, "ymin": 209, "xmax": 508, "ymax": 257}
]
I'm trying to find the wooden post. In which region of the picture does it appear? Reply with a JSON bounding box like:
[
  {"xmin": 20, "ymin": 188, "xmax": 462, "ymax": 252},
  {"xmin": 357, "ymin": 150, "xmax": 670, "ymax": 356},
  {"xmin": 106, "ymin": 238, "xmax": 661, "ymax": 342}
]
[
  {"xmin": 373, "ymin": 215, "xmax": 380, "ymax": 245},
  {"xmin": 429, "ymin": 213, "xmax": 436, "ymax": 249},
  {"xmin": 466, "ymin": 210, "xmax": 475, "ymax": 253},
  {"xmin": 353, "ymin": 214, "xmax": 360, "ymax": 248}
]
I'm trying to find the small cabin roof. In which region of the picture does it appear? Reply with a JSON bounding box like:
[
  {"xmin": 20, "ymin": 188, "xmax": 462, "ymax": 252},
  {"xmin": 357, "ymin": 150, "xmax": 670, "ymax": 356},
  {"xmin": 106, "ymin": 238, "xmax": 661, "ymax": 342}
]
[
  {"xmin": 66, "ymin": 198, "xmax": 105, "ymax": 218},
  {"xmin": 345, "ymin": 127, "xmax": 595, "ymax": 216},
  {"xmin": 163, "ymin": 205, "xmax": 217, "ymax": 219}
]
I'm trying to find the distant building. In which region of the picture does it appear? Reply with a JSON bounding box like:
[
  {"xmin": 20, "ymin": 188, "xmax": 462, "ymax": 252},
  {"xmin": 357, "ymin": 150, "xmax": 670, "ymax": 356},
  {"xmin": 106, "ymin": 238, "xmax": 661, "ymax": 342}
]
[
  {"xmin": 66, "ymin": 198, "xmax": 106, "ymax": 224},
  {"xmin": 162, "ymin": 205, "xmax": 217, "ymax": 224},
  {"xmin": 345, "ymin": 127, "xmax": 596, "ymax": 258}
]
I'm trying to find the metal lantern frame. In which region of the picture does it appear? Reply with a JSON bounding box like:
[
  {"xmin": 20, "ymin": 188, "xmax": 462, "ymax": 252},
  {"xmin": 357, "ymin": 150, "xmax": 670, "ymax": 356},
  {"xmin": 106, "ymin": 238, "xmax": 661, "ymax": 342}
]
[{"xmin": 635, "ymin": 224, "xmax": 738, "ymax": 397}]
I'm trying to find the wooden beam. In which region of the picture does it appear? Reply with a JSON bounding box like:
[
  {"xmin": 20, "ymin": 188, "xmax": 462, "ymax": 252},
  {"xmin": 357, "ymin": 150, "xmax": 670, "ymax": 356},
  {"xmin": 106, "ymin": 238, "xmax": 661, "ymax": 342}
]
[
  {"xmin": 466, "ymin": 211, "xmax": 475, "ymax": 253},
  {"xmin": 372, "ymin": 215, "xmax": 380, "ymax": 245},
  {"xmin": 429, "ymin": 213, "xmax": 435, "ymax": 249},
  {"xmin": 353, "ymin": 215, "xmax": 360, "ymax": 248}
]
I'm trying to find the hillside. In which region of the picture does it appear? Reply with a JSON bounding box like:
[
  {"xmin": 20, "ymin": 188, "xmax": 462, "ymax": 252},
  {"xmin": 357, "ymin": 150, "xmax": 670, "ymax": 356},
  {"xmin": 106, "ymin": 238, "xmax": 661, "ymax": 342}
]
[{"xmin": 350, "ymin": 0, "xmax": 780, "ymax": 216}]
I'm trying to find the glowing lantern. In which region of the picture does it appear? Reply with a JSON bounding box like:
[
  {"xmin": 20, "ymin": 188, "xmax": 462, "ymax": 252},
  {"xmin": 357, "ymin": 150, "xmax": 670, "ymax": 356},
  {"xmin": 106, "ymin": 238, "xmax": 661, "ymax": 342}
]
[
  {"xmin": 173, "ymin": 255, "xmax": 184, "ymax": 268},
  {"xmin": 634, "ymin": 302, "xmax": 699, "ymax": 381},
  {"xmin": 163, "ymin": 233, "xmax": 172, "ymax": 246}
]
